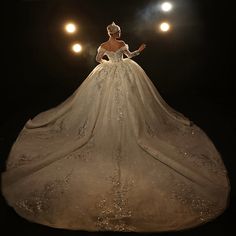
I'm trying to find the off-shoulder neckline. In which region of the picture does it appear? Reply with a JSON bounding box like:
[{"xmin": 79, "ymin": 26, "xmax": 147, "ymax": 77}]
[{"xmin": 100, "ymin": 44, "xmax": 127, "ymax": 53}]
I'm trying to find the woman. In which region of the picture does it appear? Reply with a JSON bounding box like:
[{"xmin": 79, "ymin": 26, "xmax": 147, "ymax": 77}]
[
  {"xmin": 1, "ymin": 22, "xmax": 230, "ymax": 232},
  {"xmin": 95, "ymin": 22, "xmax": 146, "ymax": 63}
]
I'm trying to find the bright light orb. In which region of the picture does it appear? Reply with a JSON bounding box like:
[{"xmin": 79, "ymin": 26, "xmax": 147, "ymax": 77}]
[
  {"xmin": 161, "ymin": 2, "xmax": 173, "ymax": 12},
  {"xmin": 160, "ymin": 22, "xmax": 170, "ymax": 32},
  {"xmin": 65, "ymin": 23, "xmax": 76, "ymax": 33},
  {"xmin": 72, "ymin": 43, "xmax": 82, "ymax": 53}
]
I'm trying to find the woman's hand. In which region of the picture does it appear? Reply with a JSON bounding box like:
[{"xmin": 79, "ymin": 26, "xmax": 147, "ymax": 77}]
[{"xmin": 138, "ymin": 43, "xmax": 146, "ymax": 52}]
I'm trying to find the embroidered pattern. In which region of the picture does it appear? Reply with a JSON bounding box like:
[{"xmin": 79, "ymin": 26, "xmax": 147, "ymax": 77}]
[
  {"xmin": 178, "ymin": 149, "xmax": 227, "ymax": 176},
  {"xmin": 66, "ymin": 136, "xmax": 95, "ymax": 161},
  {"xmin": 95, "ymin": 145, "xmax": 136, "ymax": 231},
  {"xmin": 15, "ymin": 172, "xmax": 72, "ymax": 221},
  {"xmin": 169, "ymin": 179, "xmax": 220, "ymax": 222}
]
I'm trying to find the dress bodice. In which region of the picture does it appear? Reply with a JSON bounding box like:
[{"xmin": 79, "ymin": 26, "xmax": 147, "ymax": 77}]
[
  {"xmin": 104, "ymin": 46, "xmax": 126, "ymax": 62},
  {"xmin": 96, "ymin": 43, "xmax": 140, "ymax": 63}
]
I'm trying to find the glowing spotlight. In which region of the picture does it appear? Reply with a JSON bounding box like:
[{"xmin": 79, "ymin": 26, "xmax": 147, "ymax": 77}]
[
  {"xmin": 65, "ymin": 23, "xmax": 76, "ymax": 33},
  {"xmin": 159, "ymin": 22, "xmax": 170, "ymax": 32},
  {"xmin": 72, "ymin": 43, "xmax": 82, "ymax": 53},
  {"xmin": 161, "ymin": 2, "xmax": 173, "ymax": 12}
]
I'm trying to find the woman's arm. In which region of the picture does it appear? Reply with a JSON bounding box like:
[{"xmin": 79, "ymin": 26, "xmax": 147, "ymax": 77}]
[
  {"xmin": 96, "ymin": 46, "xmax": 106, "ymax": 63},
  {"xmin": 123, "ymin": 43, "xmax": 146, "ymax": 58}
]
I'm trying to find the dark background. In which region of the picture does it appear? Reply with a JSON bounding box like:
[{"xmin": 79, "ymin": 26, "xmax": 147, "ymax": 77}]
[{"xmin": 1, "ymin": 0, "xmax": 235, "ymax": 235}]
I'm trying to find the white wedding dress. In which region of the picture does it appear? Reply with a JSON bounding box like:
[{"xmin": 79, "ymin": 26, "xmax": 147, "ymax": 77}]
[{"xmin": 1, "ymin": 43, "xmax": 230, "ymax": 232}]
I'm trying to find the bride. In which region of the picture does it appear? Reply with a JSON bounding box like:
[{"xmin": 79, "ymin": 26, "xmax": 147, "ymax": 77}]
[{"xmin": 1, "ymin": 22, "xmax": 230, "ymax": 232}]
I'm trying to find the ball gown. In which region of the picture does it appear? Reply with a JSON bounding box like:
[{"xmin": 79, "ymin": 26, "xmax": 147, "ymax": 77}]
[{"xmin": 1, "ymin": 43, "xmax": 230, "ymax": 232}]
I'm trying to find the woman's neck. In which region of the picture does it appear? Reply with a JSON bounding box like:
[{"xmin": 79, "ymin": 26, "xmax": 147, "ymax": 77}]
[{"xmin": 108, "ymin": 36, "xmax": 117, "ymax": 42}]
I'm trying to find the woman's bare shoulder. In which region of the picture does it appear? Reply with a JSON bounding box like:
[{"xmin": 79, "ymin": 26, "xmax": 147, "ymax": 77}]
[
  {"xmin": 100, "ymin": 41, "xmax": 108, "ymax": 46},
  {"xmin": 101, "ymin": 40, "xmax": 125, "ymax": 46},
  {"xmin": 117, "ymin": 40, "xmax": 126, "ymax": 46},
  {"xmin": 100, "ymin": 41, "xmax": 110, "ymax": 49},
  {"xmin": 99, "ymin": 40, "xmax": 126, "ymax": 51}
]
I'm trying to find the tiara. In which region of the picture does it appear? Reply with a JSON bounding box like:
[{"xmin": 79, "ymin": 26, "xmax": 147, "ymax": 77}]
[{"xmin": 107, "ymin": 22, "xmax": 121, "ymax": 35}]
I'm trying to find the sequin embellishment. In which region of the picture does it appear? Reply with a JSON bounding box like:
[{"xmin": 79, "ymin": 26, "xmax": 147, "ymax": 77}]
[
  {"xmin": 7, "ymin": 153, "xmax": 40, "ymax": 169},
  {"xmin": 145, "ymin": 120, "xmax": 157, "ymax": 137},
  {"xmin": 170, "ymin": 179, "xmax": 220, "ymax": 222},
  {"xmin": 15, "ymin": 172, "xmax": 72, "ymax": 221},
  {"xmin": 114, "ymin": 76, "xmax": 125, "ymax": 123},
  {"xmin": 178, "ymin": 149, "xmax": 227, "ymax": 176},
  {"xmin": 95, "ymin": 145, "xmax": 136, "ymax": 231},
  {"xmin": 66, "ymin": 136, "xmax": 95, "ymax": 161}
]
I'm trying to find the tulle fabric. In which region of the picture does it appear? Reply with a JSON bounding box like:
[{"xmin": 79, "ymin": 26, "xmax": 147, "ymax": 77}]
[{"xmin": 1, "ymin": 45, "xmax": 230, "ymax": 232}]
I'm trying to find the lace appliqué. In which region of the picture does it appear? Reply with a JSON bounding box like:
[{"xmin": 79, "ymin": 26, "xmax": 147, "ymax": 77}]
[
  {"xmin": 7, "ymin": 153, "xmax": 39, "ymax": 169},
  {"xmin": 95, "ymin": 145, "xmax": 136, "ymax": 231},
  {"xmin": 76, "ymin": 119, "xmax": 88, "ymax": 139},
  {"xmin": 65, "ymin": 136, "xmax": 95, "ymax": 161},
  {"xmin": 96, "ymin": 46, "xmax": 106, "ymax": 63},
  {"xmin": 123, "ymin": 44, "xmax": 140, "ymax": 58},
  {"xmin": 95, "ymin": 69, "xmax": 108, "ymax": 90},
  {"xmin": 114, "ymin": 77, "xmax": 125, "ymax": 123},
  {"xmin": 7, "ymin": 118, "xmax": 90, "ymax": 169},
  {"xmin": 178, "ymin": 149, "xmax": 227, "ymax": 176},
  {"xmin": 15, "ymin": 172, "xmax": 72, "ymax": 221},
  {"xmin": 145, "ymin": 120, "xmax": 158, "ymax": 137},
  {"xmin": 52, "ymin": 118, "xmax": 66, "ymax": 132},
  {"xmin": 35, "ymin": 117, "xmax": 88, "ymax": 139},
  {"xmin": 169, "ymin": 179, "xmax": 220, "ymax": 222}
]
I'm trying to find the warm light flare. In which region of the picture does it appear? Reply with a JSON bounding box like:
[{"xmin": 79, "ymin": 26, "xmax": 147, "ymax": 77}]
[
  {"xmin": 72, "ymin": 43, "xmax": 82, "ymax": 53},
  {"xmin": 161, "ymin": 2, "xmax": 173, "ymax": 12},
  {"xmin": 159, "ymin": 22, "xmax": 170, "ymax": 32},
  {"xmin": 65, "ymin": 23, "xmax": 77, "ymax": 33}
]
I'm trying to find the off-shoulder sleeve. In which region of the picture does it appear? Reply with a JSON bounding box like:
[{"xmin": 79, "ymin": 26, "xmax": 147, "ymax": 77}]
[
  {"xmin": 123, "ymin": 44, "xmax": 140, "ymax": 58},
  {"xmin": 95, "ymin": 46, "xmax": 106, "ymax": 63}
]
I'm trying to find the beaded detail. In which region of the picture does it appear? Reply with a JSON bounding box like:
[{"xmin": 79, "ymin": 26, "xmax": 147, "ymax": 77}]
[
  {"xmin": 178, "ymin": 149, "xmax": 227, "ymax": 176},
  {"xmin": 7, "ymin": 153, "xmax": 37, "ymax": 169},
  {"xmin": 95, "ymin": 145, "xmax": 136, "ymax": 231},
  {"xmin": 15, "ymin": 172, "xmax": 72, "ymax": 220},
  {"xmin": 114, "ymin": 78, "xmax": 125, "ymax": 123},
  {"xmin": 170, "ymin": 179, "xmax": 220, "ymax": 222},
  {"xmin": 65, "ymin": 136, "xmax": 95, "ymax": 161},
  {"xmin": 76, "ymin": 118, "xmax": 88, "ymax": 139},
  {"xmin": 145, "ymin": 120, "xmax": 158, "ymax": 137}
]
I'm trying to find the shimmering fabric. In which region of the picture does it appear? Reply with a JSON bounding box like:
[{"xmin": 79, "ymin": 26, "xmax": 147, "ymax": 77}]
[{"xmin": 1, "ymin": 44, "xmax": 230, "ymax": 232}]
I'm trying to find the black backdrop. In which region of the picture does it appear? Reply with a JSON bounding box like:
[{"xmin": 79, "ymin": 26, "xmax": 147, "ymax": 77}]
[{"xmin": 1, "ymin": 0, "xmax": 235, "ymax": 235}]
